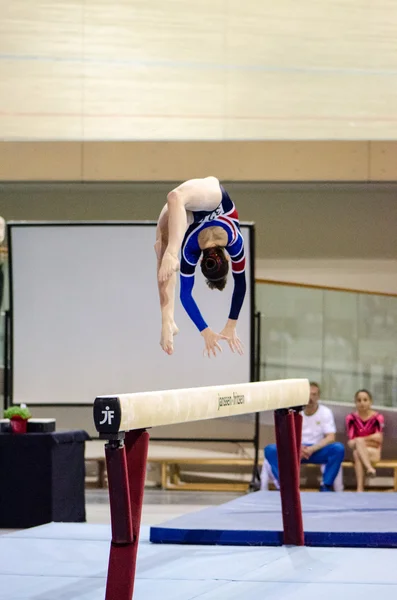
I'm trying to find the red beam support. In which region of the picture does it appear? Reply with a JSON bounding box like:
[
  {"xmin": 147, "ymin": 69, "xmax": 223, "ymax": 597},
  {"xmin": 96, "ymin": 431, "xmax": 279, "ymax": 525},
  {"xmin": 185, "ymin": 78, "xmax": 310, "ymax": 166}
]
[
  {"xmin": 293, "ymin": 409, "xmax": 303, "ymax": 459},
  {"xmin": 106, "ymin": 442, "xmax": 133, "ymax": 544},
  {"xmin": 274, "ymin": 408, "xmax": 304, "ymax": 546},
  {"xmin": 105, "ymin": 429, "xmax": 149, "ymax": 600}
]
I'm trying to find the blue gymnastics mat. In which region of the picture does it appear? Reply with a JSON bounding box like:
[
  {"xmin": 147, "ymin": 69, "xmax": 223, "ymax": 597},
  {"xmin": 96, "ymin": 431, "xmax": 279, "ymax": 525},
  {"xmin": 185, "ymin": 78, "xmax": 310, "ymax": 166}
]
[{"xmin": 150, "ymin": 491, "xmax": 397, "ymax": 548}]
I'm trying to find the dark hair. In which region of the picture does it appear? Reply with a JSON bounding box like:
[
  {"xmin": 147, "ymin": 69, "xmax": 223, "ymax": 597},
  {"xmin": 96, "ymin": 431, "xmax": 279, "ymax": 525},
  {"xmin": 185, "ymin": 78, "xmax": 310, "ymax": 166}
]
[
  {"xmin": 354, "ymin": 389, "xmax": 373, "ymax": 402},
  {"xmin": 309, "ymin": 381, "xmax": 320, "ymax": 391},
  {"xmin": 201, "ymin": 247, "xmax": 229, "ymax": 291}
]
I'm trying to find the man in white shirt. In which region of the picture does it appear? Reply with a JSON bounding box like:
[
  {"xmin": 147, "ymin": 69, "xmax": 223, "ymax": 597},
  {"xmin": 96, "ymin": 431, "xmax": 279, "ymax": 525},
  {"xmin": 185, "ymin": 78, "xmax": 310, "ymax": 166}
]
[{"xmin": 263, "ymin": 382, "xmax": 344, "ymax": 492}]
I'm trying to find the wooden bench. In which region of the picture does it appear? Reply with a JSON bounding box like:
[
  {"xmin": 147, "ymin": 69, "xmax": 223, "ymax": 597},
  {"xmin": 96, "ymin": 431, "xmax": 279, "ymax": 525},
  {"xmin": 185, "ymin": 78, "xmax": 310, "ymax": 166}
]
[
  {"xmin": 85, "ymin": 456, "xmax": 397, "ymax": 492},
  {"xmin": 148, "ymin": 456, "xmax": 259, "ymax": 492},
  {"xmin": 154, "ymin": 458, "xmax": 397, "ymax": 492},
  {"xmin": 345, "ymin": 460, "xmax": 397, "ymax": 491},
  {"xmin": 85, "ymin": 456, "xmax": 258, "ymax": 491},
  {"xmin": 303, "ymin": 460, "xmax": 397, "ymax": 491}
]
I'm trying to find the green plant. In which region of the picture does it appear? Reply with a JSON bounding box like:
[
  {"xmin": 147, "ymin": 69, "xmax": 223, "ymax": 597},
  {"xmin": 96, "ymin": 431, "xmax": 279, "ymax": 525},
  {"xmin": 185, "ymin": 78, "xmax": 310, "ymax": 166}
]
[{"xmin": 4, "ymin": 406, "xmax": 32, "ymax": 420}]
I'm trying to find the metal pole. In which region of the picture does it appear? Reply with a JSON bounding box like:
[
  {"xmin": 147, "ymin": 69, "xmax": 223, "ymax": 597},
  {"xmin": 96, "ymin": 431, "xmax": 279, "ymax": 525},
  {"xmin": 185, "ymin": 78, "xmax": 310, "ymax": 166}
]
[{"xmin": 249, "ymin": 312, "xmax": 262, "ymax": 490}]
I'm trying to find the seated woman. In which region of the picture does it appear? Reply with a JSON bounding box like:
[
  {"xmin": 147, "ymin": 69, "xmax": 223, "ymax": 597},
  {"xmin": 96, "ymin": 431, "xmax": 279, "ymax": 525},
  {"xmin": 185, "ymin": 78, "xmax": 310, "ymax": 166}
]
[{"xmin": 346, "ymin": 389, "xmax": 385, "ymax": 492}]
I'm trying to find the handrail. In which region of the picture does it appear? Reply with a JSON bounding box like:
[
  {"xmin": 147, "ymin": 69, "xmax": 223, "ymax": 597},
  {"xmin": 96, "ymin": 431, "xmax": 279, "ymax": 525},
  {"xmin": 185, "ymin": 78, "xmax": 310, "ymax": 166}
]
[{"xmin": 256, "ymin": 278, "xmax": 397, "ymax": 299}]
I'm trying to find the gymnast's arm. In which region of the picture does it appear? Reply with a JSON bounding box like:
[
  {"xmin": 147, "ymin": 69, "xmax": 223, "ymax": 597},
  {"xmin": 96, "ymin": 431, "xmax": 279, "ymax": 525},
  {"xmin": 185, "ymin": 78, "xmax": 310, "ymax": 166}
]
[
  {"xmin": 220, "ymin": 239, "xmax": 247, "ymax": 354},
  {"xmin": 229, "ymin": 271, "xmax": 247, "ymax": 322},
  {"xmin": 158, "ymin": 177, "xmax": 222, "ymax": 282},
  {"xmin": 180, "ymin": 273, "xmax": 228, "ymax": 357},
  {"xmin": 180, "ymin": 275, "xmax": 208, "ymax": 333}
]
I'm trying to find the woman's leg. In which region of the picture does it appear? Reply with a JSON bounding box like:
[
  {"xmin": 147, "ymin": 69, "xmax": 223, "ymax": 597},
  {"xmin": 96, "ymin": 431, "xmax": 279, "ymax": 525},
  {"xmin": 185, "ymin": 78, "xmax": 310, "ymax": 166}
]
[
  {"xmin": 155, "ymin": 206, "xmax": 179, "ymax": 354},
  {"xmin": 355, "ymin": 437, "xmax": 376, "ymax": 476},
  {"xmin": 353, "ymin": 449, "xmax": 365, "ymax": 492},
  {"xmin": 367, "ymin": 447, "xmax": 381, "ymax": 471}
]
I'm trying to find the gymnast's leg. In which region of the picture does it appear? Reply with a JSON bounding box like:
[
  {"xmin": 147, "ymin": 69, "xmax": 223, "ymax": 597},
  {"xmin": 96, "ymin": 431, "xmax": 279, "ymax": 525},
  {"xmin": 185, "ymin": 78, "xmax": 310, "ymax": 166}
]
[{"xmin": 155, "ymin": 205, "xmax": 179, "ymax": 355}]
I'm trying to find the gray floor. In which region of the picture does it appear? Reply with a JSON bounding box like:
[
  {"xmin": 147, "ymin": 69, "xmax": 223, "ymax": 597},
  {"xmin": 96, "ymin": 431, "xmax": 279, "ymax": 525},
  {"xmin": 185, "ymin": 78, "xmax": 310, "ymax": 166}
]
[
  {"xmin": 0, "ymin": 489, "xmax": 242, "ymax": 536},
  {"xmin": 86, "ymin": 488, "xmax": 243, "ymax": 527},
  {"xmin": 1, "ymin": 489, "xmax": 397, "ymax": 600}
]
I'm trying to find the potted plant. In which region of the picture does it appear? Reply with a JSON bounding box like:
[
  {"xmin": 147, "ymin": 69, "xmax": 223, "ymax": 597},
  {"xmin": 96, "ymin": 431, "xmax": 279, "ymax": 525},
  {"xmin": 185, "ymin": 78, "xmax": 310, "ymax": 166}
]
[{"xmin": 4, "ymin": 406, "xmax": 32, "ymax": 434}]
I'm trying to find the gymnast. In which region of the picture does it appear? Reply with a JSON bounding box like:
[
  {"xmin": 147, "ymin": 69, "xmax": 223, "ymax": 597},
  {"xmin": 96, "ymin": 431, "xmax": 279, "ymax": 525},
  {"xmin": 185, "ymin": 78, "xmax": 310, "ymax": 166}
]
[
  {"xmin": 155, "ymin": 176, "xmax": 246, "ymax": 357},
  {"xmin": 346, "ymin": 389, "xmax": 385, "ymax": 491}
]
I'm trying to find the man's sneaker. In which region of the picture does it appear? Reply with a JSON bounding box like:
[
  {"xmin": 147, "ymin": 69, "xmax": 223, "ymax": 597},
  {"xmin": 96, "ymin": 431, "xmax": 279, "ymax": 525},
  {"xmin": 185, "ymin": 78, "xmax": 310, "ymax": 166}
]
[{"xmin": 319, "ymin": 484, "xmax": 333, "ymax": 492}]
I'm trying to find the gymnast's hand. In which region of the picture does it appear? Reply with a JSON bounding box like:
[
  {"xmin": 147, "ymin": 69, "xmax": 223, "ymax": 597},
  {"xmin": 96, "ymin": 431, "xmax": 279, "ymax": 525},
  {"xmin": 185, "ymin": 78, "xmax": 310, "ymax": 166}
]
[
  {"xmin": 158, "ymin": 250, "xmax": 180, "ymax": 282},
  {"xmin": 201, "ymin": 328, "xmax": 229, "ymax": 358},
  {"xmin": 220, "ymin": 320, "xmax": 244, "ymax": 355}
]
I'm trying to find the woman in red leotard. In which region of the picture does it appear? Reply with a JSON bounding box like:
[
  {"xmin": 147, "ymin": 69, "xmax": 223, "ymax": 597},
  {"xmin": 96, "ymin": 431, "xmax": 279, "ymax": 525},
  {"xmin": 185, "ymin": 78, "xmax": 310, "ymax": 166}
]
[{"xmin": 346, "ymin": 389, "xmax": 385, "ymax": 492}]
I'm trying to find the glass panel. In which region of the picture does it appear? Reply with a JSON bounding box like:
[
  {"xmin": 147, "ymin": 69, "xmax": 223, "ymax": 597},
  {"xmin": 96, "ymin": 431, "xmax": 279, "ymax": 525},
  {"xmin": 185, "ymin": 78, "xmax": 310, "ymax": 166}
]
[
  {"xmin": 257, "ymin": 283, "xmax": 323, "ymax": 384},
  {"xmin": 257, "ymin": 281, "xmax": 397, "ymax": 408},
  {"xmin": 322, "ymin": 290, "xmax": 359, "ymax": 403},
  {"xmin": 357, "ymin": 294, "xmax": 397, "ymax": 407}
]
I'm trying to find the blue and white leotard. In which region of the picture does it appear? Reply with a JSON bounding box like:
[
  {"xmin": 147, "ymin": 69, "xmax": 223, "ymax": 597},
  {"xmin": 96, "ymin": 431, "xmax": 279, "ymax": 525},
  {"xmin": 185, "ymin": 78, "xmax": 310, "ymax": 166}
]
[{"xmin": 179, "ymin": 185, "xmax": 246, "ymax": 332}]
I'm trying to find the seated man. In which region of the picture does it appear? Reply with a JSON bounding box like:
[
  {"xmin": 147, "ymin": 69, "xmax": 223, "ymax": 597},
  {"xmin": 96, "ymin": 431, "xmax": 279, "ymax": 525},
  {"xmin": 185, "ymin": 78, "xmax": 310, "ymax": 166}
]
[{"xmin": 263, "ymin": 382, "xmax": 344, "ymax": 492}]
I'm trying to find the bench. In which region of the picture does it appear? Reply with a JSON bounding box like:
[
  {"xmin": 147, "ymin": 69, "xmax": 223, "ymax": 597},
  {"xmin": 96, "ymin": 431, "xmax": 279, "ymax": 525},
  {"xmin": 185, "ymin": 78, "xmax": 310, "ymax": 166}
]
[
  {"xmin": 149, "ymin": 458, "xmax": 397, "ymax": 492},
  {"xmin": 302, "ymin": 460, "xmax": 397, "ymax": 492},
  {"xmin": 85, "ymin": 455, "xmax": 397, "ymax": 492},
  {"xmin": 85, "ymin": 455, "xmax": 258, "ymax": 491},
  {"xmin": 148, "ymin": 456, "xmax": 258, "ymax": 492},
  {"xmin": 344, "ymin": 460, "xmax": 397, "ymax": 490}
]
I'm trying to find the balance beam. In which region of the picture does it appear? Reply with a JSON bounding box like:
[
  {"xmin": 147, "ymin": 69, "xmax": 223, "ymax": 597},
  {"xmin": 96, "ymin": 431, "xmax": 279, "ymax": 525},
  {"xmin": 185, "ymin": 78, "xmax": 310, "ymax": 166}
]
[
  {"xmin": 93, "ymin": 378, "xmax": 310, "ymax": 435},
  {"xmin": 93, "ymin": 378, "xmax": 310, "ymax": 600}
]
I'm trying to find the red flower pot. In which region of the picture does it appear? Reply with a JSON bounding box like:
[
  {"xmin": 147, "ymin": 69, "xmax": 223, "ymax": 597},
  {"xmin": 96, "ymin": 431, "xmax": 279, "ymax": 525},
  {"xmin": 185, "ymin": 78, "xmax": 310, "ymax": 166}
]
[{"xmin": 10, "ymin": 416, "xmax": 28, "ymax": 434}]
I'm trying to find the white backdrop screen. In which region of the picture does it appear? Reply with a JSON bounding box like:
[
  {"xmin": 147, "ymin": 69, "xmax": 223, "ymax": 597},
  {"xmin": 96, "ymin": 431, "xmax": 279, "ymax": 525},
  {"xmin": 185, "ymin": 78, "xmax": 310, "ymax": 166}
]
[{"xmin": 9, "ymin": 223, "xmax": 254, "ymax": 405}]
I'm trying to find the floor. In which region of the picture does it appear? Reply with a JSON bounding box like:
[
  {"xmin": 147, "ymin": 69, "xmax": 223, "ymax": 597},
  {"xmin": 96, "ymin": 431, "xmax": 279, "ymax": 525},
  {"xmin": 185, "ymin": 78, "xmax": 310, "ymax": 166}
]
[
  {"xmin": 87, "ymin": 488, "xmax": 242, "ymax": 527},
  {"xmin": 0, "ymin": 488, "xmax": 241, "ymax": 536},
  {"xmin": 1, "ymin": 489, "xmax": 397, "ymax": 599}
]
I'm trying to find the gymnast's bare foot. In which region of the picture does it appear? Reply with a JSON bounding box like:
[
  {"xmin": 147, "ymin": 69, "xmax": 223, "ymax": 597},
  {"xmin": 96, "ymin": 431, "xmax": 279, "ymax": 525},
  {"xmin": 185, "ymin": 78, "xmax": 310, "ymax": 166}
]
[
  {"xmin": 367, "ymin": 466, "xmax": 376, "ymax": 477},
  {"xmin": 158, "ymin": 251, "xmax": 180, "ymax": 282},
  {"xmin": 160, "ymin": 321, "xmax": 179, "ymax": 355}
]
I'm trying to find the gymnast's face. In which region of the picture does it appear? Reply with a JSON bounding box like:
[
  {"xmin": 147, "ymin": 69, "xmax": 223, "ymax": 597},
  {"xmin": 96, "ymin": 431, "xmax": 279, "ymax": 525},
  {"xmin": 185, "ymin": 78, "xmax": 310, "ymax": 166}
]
[{"xmin": 355, "ymin": 391, "xmax": 372, "ymax": 412}]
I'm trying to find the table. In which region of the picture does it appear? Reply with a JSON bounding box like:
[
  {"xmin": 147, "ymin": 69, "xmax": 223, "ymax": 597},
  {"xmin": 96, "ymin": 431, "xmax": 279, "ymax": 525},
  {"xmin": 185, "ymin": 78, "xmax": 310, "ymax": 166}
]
[{"xmin": 0, "ymin": 430, "xmax": 89, "ymax": 528}]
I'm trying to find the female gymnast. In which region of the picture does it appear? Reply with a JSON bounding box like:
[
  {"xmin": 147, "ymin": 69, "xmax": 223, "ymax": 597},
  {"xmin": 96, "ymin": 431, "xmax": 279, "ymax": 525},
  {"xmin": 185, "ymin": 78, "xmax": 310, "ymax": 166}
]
[
  {"xmin": 155, "ymin": 176, "xmax": 246, "ymax": 357},
  {"xmin": 346, "ymin": 389, "xmax": 385, "ymax": 491}
]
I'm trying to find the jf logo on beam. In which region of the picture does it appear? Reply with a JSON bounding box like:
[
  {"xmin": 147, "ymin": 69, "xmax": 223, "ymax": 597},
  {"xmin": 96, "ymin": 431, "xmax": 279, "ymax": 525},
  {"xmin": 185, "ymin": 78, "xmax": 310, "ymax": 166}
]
[{"xmin": 94, "ymin": 397, "xmax": 121, "ymax": 434}]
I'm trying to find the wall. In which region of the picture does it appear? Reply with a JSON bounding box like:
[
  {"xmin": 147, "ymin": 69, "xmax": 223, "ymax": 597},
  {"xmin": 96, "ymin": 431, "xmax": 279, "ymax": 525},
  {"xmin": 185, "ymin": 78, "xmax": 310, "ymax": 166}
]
[
  {"xmin": 0, "ymin": 141, "xmax": 397, "ymax": 181},
  {"xmin": 1, "ymin": 1, "xmax": 397, "ymax": 140},
  {"xmin": 2, "ymin": 181, "xmax": 397, "ymax": 294}
]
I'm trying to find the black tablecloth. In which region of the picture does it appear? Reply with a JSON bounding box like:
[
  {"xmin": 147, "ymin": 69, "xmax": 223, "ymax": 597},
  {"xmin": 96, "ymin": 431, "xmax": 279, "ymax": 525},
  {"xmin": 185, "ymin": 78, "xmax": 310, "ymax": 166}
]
[{"xmin": 0, "ymin": 430, "xmax": 90, "ymax": 528}]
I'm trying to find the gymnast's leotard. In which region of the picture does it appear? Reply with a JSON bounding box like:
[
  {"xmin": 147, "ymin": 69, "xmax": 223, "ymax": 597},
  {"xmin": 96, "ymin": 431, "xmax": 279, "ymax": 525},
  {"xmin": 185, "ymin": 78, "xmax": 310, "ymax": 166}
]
[{"xmin": 179, "ymin": 185, "xmax": 246, "ymax": 332}]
